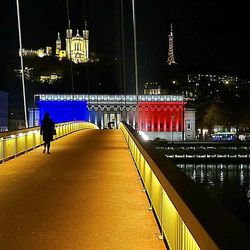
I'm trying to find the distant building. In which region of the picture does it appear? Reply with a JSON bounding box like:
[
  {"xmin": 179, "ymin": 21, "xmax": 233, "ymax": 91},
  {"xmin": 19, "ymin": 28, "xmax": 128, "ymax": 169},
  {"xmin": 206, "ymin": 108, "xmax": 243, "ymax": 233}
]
[
  {"xmin": 46, "ymin": 46, "xmax": 52, "ymax": 56},
  {"xmin": 187, "ymin": 74, "xmax": 240, "ymax": 86},
  {"xmin": 144, "ymin": 82, "xmax": 161, "ymax": 95},
  {"xmin": 29, "ymin": 94, "xmax": 196, "ymax": 141},
  {"xmin": 182, "ymin": 73, "xmax": 250, "ymax": 99},
  {"xmin": 39, "ymin": 74, "xmax": 62, "ymax": 84},
  {"xmin": 8, "ymin": 119, "xmax": 26, "ymax": 131},
  {"xmin": 14, "ymin": 67, "xmax": 34, "ymax": 81},
  {"xmin": 0, "ymin": 91, "xmax": 8, "ymax": 131},
  {"xmin": 21, "ymin": 23, "xmax": 89, "ymax": 64},
  {"xmin": 20, "ymin": 48, "xmax": 51, "ymax": 58},
  {"xmin": 56, "ymin": 23, "xmax": 89, "ymax": 64}
]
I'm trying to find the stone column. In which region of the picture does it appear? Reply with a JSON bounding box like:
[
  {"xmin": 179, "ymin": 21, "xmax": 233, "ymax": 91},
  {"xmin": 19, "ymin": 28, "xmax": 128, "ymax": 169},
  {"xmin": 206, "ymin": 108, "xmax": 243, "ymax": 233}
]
[
  {"xmin": 127, "ymin": 109, "xmax": 129, "ymax": 124},
  {"xmin": 101, "ymin": 112, "xmax": 104, "ymax": 128},
  {"xmin": 133, "ymin": 109, "xmax": 136, "ymax": 128}
]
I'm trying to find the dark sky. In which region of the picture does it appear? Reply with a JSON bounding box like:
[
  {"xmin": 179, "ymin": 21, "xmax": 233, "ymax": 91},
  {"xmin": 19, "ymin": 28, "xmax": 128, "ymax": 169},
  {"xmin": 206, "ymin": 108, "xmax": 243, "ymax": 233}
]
[{"xmin": 1, "ymin": 1, "xmax": 250, "ymax": 92}]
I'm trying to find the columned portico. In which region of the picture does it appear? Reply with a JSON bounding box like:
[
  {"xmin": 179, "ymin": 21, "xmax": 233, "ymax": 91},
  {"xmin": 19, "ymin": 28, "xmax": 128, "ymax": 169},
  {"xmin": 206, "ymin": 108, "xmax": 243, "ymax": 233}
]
[{"xmin": 33, "ymin": 94, "xmax": 195, "ymax": 140}]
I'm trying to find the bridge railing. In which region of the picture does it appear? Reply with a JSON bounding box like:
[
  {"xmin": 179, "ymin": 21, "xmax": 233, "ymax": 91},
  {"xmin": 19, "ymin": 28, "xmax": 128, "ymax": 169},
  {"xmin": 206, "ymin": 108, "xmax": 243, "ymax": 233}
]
[
  {"xmin": 0, "ymin": 121, "xmax": 98, "ymax": 162},
  {"xmin": 119, "ymin": 122, "xmax": 250, "ymax": 250}
]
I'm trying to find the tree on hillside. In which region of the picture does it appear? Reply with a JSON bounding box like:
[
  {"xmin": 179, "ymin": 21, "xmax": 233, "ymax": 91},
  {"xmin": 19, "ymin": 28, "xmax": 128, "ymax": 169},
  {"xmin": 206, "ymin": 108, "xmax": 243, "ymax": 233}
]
[{"xmin": 200, "ymin": 102, "xmax": 229, "ymax": 131}]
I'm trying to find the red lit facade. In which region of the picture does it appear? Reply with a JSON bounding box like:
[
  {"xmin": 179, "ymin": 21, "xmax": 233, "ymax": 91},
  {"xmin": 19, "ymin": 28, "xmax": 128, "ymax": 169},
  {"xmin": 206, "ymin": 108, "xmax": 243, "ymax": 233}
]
[{"xmin": 138, "ymin": 102, "xmax": 186, "ymax": 132}]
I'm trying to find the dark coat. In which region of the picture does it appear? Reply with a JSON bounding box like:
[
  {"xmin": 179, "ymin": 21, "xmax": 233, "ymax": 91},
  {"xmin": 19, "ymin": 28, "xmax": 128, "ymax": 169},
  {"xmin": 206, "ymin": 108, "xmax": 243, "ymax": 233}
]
[{"xmin": 40, "ymin": 117, "xmax": 55, "ymax": 142}]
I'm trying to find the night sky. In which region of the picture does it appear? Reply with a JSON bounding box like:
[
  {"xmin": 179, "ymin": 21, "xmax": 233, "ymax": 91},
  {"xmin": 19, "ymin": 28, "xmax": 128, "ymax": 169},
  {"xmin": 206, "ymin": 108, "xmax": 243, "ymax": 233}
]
[{"xmin": 1, "ymin": 1, "xmax": 250, "ymax": 93}]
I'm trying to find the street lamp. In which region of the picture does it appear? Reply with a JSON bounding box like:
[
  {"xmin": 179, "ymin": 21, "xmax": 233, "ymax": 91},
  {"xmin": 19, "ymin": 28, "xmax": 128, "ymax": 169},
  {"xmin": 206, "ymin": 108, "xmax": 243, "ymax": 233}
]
[{"xmin": 132, "ymin": 0, "xmax": 139, "ymax": 131}]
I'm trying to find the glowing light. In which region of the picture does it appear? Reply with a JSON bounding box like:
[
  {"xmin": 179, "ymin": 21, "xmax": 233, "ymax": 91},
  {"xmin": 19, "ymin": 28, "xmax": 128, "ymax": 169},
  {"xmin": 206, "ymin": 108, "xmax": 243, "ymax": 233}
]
[{"xmin": 139, "ymin": 131, "xmax": 149, "ymax": 141}]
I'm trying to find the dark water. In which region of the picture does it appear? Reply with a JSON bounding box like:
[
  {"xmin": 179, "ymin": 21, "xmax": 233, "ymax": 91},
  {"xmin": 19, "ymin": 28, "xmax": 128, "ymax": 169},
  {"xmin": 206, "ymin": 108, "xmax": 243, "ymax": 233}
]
[{"xmin": 177, "ymin": 163, "xmax": 250, "ymax": 226}]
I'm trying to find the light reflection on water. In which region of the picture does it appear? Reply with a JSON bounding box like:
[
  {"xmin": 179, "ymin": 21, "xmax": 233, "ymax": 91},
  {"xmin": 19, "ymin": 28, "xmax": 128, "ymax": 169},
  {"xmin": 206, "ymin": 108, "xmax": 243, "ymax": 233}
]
[{"xmin": 177, "ymin": 163, "xmax": 250, "ymax": 226}]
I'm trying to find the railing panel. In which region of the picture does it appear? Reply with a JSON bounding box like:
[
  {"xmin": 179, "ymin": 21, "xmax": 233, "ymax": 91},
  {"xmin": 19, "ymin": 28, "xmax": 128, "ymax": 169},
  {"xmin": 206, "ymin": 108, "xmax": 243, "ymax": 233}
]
[
  {"xmin": 26, "ymin": 132, "xmax": 35, "ymax": 150},
  {"xmin": 119, "ymin": 122, "xmax": 250, "ymax": 250},
  {"xmin": 0, "ymin": 122, "xmax": 98, "ymax": 162},
  {"xmin": 162, "ymin": 190, "xmax": 178, "ymax": 249},
  {"xmin": 3, "ymin": 138, "xmax": 16, "ymax": 159},
  {"xmin": 16, "ymin": 135, "xmax": 26, "ymax": 154},
  {"xmin": 34, "ymin": 131, "xmax": 42, "ymax": 146},
  {"xmin": 0, "ymin": 139, "xmax": 3, "ymax": 160},
  {"xmin": 151, "ymin": 173, "xmax": 161, "ymax": 220},
  {"xmin": 144, "ymin": 162, "xmax": 152, "ymax": 197}
]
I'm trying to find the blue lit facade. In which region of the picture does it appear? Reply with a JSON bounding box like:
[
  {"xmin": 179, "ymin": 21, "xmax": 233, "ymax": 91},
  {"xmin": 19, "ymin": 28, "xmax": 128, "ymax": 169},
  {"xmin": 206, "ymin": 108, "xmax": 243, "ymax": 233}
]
[{"xmin": 38, "ymin": 100, "xmax": 89, "ymax": 124}]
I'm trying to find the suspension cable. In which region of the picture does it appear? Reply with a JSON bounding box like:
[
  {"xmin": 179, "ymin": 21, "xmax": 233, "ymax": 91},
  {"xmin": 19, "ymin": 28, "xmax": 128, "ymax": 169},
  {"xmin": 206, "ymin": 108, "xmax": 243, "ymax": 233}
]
[
  {"xmin": 132, "ymin": 0, "xmax": 139, "ymax": 129},
  {"xmin": 89, "ymin": 0, "xmax": 98, "ymax": 95},
  {"xmin": 16, "ymin": 0, "xmax": 28, "ymax": 128},
  {"xmin": 120, "ymin": 0, "xmax": 127, "ymax": 121},
  {"xmin": 82, "ymin": 0, "xmax": 90, "ymax": 94},
  {"xmin": 115, "ymin": 0, "xmax": 122, "ymax": 95},
  {"xmin": 65, "ymin": 0, "xmax": 75, "ymax": 98},
  {"xmin": 132, "ymin": 0, "xmax": 139, "ymax": 98}
]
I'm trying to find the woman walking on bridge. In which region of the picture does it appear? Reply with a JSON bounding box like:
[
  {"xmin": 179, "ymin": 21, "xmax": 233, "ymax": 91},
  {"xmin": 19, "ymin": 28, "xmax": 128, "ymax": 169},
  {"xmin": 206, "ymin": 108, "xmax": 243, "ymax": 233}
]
[{"xmin": 40, "ymin": 112, "xmax": 55, "ymax": 154}]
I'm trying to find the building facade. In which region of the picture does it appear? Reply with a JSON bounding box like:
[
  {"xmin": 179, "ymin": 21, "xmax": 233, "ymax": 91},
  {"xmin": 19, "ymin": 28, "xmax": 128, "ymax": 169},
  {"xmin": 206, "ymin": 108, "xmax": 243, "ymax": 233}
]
[
  {"xmin": 56, "ymin": 25, "xmax": 89, "ymax": 64},
  {"xmin": 30, "ymin": 94, "xmax": 196, "ymax": 141}
]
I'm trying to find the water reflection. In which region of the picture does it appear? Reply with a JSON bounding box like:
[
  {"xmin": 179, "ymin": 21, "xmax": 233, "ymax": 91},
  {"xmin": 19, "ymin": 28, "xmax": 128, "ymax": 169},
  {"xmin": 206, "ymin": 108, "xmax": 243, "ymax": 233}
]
[{"xmin": 178, "ymin": 164, "xmax": 250, "ymax": 226}]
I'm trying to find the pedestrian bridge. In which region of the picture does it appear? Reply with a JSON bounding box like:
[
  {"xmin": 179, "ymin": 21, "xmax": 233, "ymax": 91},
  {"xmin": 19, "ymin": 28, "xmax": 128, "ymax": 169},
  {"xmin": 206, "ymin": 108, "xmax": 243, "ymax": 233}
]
[{"xmin": 0, "ymin": 122, "xmax": 249, "ymax": 249}]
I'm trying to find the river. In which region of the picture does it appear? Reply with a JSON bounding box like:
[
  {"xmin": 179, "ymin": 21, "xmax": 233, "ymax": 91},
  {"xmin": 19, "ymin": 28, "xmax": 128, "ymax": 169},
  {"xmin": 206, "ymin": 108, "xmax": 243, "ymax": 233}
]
[{"xmin": 177, "ymin": 163, "xmax": 250, "ymax": 226}]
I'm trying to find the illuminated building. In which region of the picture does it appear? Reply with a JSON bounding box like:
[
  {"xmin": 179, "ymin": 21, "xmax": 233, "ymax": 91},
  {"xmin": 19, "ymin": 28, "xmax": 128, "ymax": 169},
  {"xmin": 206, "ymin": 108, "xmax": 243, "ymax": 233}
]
[
  {"xmin": 20, "ymin": 48, "xmax": 48, "ymax": 58},
  {"xmin": 39, "ymin": 74, "xmax": 62, "ymax": 84},
  {"xmin": 21, "ymin": 23, "xmax": 89, "ymax": 64},
  {"xmin": 187, "ymin": 74, "xmax": 239, "ymax": 85},
  {"xmin": 55, "ymin": 32, "xmax": 61, "ymax": 56},
  {"xmin": 38, "ymin": 100, "xmax": 88, "ymax": 124},
  {"xmin": 56, "ymin": 23, "xmax": 89, "ymax": 63},
  {"xmin": 144, "ymin": 82, "xmax": 162, "ymax": 95},
  {"xmin": 30, "ymin": 94, "xmax": 196, "ymax": 141},
  {"xmin": 46, "ymin": 46, "xmax": 52, "ymax": 56},
  {"xmin": 184, "ymin": 73, "xmax": 249, "ymax": 99},
  {"xmin": 14, "ymin": 67, "xmax": 33, "ymax": 81}
]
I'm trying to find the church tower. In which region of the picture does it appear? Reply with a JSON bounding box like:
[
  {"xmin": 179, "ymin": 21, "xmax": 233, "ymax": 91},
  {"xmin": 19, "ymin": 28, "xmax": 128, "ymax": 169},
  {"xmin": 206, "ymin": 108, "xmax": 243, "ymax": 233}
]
[
  {"xmin": 56, "ymin": 32, "xmax": 61, "ymax": 56},
  {"xmin": 82, "ymin": 21, "xmax": 89, "ymax": 62},
  {"xmin": 70, "ymin": 29, "xmax": 83, "ymax": 63},
  {"xmin": 167, "ymin": 23, "xmax": 176, "ymax": 65},
  {"xmin": 66, "ymin": 21, "xmax": 73, "ymax": 60},
  {"xmin": 57, "ymin": 20, "xmax": 90, "ymax": 63}
]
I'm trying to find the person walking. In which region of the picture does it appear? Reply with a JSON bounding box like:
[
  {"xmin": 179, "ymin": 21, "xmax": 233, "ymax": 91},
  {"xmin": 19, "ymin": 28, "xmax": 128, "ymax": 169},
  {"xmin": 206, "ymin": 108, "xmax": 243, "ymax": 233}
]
[{"xmin": 40, "ymin": 112, "xmax": 55, "ymax": 154}]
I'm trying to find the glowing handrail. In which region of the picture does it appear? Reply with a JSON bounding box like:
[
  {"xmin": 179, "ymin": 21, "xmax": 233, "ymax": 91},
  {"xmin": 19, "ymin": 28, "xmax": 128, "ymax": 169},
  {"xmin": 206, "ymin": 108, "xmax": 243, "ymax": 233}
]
[
  {"xmin": 119, "ymin": 122, "xmax": 250, "ymax": 250},
  {"xmin": 0, "ymin": 121, "xmax": 98, "ymax": 162}
]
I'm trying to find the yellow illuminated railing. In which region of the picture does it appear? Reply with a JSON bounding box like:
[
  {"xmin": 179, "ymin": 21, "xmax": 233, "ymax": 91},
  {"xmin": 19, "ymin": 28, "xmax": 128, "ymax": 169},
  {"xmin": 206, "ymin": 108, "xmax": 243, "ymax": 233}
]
[
  {"xmin": 0, "ymin": 121, "xmax": 98, "ymax": 162},
  {"xmin": 119, "ymin": 122, "xmax": 250, "ymax": 250}
]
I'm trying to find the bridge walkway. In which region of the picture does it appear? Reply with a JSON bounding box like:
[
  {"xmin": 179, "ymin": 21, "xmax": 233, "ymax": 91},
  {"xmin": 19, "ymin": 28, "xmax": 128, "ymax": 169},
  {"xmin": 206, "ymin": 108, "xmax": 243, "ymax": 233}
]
[{"xmin": 0, "ymin": 129, "xmax": 165, "ymax": 250}]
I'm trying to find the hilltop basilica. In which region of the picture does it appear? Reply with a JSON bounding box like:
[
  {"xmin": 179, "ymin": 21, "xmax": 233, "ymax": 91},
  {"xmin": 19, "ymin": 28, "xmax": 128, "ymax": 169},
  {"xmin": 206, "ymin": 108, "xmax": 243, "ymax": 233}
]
[
  {"xmin": 21, "ymin": 24, "xmax": 89, "ymax": 64},
  {"xmin": 55, "ymin": 24, "xmax": 89, "ymax": 64}
]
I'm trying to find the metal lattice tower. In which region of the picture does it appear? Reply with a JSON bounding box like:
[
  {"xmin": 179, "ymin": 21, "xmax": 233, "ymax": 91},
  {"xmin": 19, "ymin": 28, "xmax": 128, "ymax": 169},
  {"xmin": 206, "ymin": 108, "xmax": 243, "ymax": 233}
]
[{"xmin": 167, "ymin": 23, "xmax": 176, "ymax": 65}]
